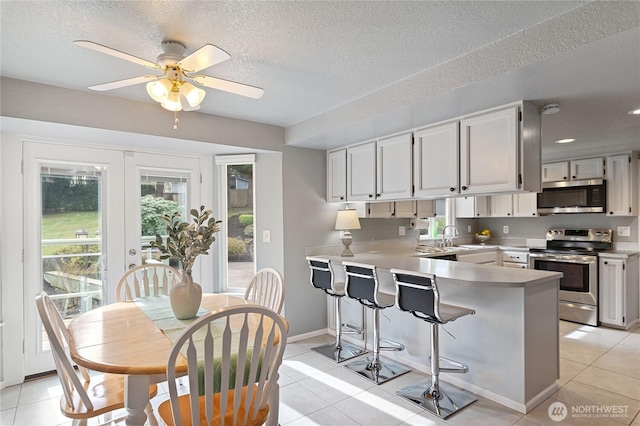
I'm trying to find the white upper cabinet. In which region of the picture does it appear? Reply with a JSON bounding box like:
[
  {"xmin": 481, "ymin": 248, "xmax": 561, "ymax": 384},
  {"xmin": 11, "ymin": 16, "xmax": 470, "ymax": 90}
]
[
  {"xmin": 459, "ymin": 105, "xmax": 519, "ymax": 195},
  {"xmin": 346, "ymin": 141, "xmax": 377, "ymax": 201},
  {"xmin": 490, "ymin": 194, "xmax": 513, "ymax": 217},
  {"xmin": 542, "ymin": 161, "xmax": 569, "ymax": 183},
  {"xmin": 606, "ymin": 153, "xmax": 638, "ymax": 216},
  {"xmin": 326, "ymin": 149, "xmax": 347, "ymax": 203},
  {"xmin": 455, "ymin": 196, "xmax": 489, "ymax": 218},
  {"xmin": 376, "ymin": 133, "xmax": 413, "ymax": 200},
  {"xmin": 394, "ymin": 200, "xmax": 417, "ymax": 218},
  {"xmin": 513, "ymin": 192, "xmax": 538, "ymax": 217},
  {"xmin": 413, "ymin": 121, "xmax": 459, "ymax": 198},
  {"xmin": 416, "ymin": 200, "xmax": 436, "ymax": 217},
  {"xmin": 571, "ymin": 157, "xmax": 605, "ymax": 180},
  {"xmin": 367, "ymin": 201, "xmax": 396, "ymax": 218}
]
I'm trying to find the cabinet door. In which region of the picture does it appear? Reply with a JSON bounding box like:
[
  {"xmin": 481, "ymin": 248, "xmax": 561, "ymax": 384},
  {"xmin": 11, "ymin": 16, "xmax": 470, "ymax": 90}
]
[
  {"xmin": 599, "ymin": 257, "xmax": 625, "ymax": 326},
  {"xmin": 413, "ymin": 122, "xmax": 459, "ymax": 197},
  {"xmin": 376, "ymin": 133, "xmax": 413, "ymax": 200},
  {"xmin": 368, "ymin": 202, "xmax": 395, "ymax": 218},
  {"xmin": 542, "ymin": 162, "xmax": 569, "ymax": 182},
  {"xmin": 607, "ymin": 154, "xmax": 633, "ymax": 216},
  {"xmin": 416, "ymin": 200, "xmax": 436, "ymax": 218},
  {"xmin": 490, "ymin": 194, "xmax": 513, "ymax": 217},
  {"xmin": 571, "ymin": 157, "xmax": 604, "ymax": 180},
  {"xmin": 394, "ymin": 200, "xmax": 417, "ymax": 218},
  {"xmin": 454, "ymin": 196, "xmax": 488, "ymax": 218},
  {"xmin": 513, "ymin": 192, "xmax": 538, "ymax": 217},
  {"xmin": 460, "ymin": 106, "xmax": 518, "ymax": 194},
  {"xmin": 347, "ymin": 142, "xmax": 376, "ymax": 201},
  {"xmin": 327, "ymin": 149, "xmax": 347, "ymax": 203}
]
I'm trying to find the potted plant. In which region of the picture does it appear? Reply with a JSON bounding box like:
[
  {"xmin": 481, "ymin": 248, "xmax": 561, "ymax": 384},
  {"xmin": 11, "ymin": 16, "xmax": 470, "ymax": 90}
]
[{"xmin": 151, "ymin": 206, "xmax": 221, "ymax": 319}]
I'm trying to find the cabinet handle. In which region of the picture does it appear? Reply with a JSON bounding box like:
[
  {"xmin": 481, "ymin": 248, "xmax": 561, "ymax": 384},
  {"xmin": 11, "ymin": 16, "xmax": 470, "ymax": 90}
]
[
  {"xmin": 609, "ymin": 211, "xmax": 613, "ymax": 215},
  {"xmin": 572, "ymin": 176, "xmax": 576, "ymax": 179},
  {"xmin": 603, "ymin": 261, "xmax": 608, "ymax": 265},
  {"xmin": 563, "ymin": 177, "xmax": 568, "ymax": 180},
  {"xmin": 368, "ymin": 194, "xmax": 373, "ymax": 198},
  {"xmin": 449, "ymin": 187, "xmax": 455, "ymax": 192},
  {"xmin": 376, "ymin": 193, "xmax": 381, "ymax": 197},
  {"xmin": 340, "ymin": 196, "xmax": 344, "ymax": 200},
  {"xmin": 461, "ymin": 185, "xmax": 467, "ymax": 191}
]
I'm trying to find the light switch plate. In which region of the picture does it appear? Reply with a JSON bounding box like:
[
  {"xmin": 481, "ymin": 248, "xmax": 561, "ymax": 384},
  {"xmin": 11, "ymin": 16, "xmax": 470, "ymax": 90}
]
[
  {"xmin": 617, "ymin": 226, "xmax": 631, "ymax": 237},
  {"xmin": 503, "ymin": 225, "xmax": 509, "ymax": 234},
  {"xmin": 399, "ymin": 226, "xmax": 406, "ymax": 236}
]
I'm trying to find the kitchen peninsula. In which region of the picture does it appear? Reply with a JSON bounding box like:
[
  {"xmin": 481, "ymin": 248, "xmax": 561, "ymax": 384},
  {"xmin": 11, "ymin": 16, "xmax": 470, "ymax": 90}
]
[{"xmin": 312, "ymin": 246, "xmax": 563, "ymax": 414}]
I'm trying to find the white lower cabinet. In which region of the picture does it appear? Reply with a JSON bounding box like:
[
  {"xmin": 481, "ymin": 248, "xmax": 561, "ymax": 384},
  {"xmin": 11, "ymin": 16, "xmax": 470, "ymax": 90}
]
[
  {"xmin": 502, "ymin": 251, "xmax": 528, "ymax": 269},
  {"xmin": 599, "ymin": 254, "xmax": 639, "ymax": 329}
]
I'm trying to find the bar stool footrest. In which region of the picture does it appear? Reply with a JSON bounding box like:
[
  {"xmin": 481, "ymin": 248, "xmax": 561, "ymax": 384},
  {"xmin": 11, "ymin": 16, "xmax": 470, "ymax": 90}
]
[
  {"xmin": 345, "ymin": 355, "xmax": 410, "ymax": 385},
  {"xmin": 396, "ymin": 379, "xmax": 476, "ymax": 419},
  {"xmin": 379, "ymin": 338, "xmax": 404, "ymax": 352},
  {"xmin": 312, "ymin": 342, "xmax": 367, "ymax": 363},
  {"xmin": 434, "ymin": 356, "xmax": 469, "ymax": 374},
  {"xmin": 340, "ymin": 322, "xmax": 363, "ymax": 335}
]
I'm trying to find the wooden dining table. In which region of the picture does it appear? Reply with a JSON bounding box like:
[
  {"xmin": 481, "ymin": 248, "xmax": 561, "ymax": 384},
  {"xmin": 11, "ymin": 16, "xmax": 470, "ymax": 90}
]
[{"xmin": 67, "ymin": 294, "xmax": 285, "ymax": 426}]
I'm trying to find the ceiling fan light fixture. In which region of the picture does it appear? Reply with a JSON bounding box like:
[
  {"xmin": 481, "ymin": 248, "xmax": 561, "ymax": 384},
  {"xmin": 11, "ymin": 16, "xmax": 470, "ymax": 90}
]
[
  {"xmin": 161, "ymin": 90, "xmax": 182, "ymax": 112},
  {"xmin": 146, "ymin": 78, "xmax": 171, "ymax": 102},
  {"xmin": 181, "ymin": 82, "xmax": 206, "ymax": 107}
]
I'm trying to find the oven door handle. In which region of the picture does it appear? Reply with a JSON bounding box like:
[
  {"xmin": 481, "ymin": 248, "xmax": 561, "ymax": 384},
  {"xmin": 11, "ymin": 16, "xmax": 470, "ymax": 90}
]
[{"xmin": 529, "ymin": 253, "xmax": 597, "ymax": 264}]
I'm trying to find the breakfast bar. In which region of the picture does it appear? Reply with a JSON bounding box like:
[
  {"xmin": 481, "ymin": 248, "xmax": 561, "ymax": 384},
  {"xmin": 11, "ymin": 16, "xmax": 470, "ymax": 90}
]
[{"xmin": 320, "ymin": 249, "xmax": 563, "ymax": 414}]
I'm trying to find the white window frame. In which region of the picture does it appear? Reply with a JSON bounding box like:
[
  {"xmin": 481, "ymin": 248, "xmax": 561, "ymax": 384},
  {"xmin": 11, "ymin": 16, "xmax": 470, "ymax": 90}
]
[{"xmin": 215, "ymin": 154, "xmax": 256, "ymax": 293}]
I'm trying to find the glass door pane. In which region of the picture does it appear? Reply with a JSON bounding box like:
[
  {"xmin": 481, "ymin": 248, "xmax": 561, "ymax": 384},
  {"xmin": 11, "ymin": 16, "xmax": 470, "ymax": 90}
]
[{"xmin": 226, "ymin": 164, "xmax": 255, "ymax": 291}]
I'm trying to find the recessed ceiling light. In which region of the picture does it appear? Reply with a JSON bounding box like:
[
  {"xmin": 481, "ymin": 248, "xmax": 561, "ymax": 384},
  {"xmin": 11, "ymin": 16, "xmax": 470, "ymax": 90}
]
[
  {"xmin": 628, "ymin": 108, "xmax": 640, "ymax": 115},
  {"xmin": 542, "ymin": 103, "xmax": 560, "ymax": 114},
  {"xmin": 555, "ymin": 138, "xmax": 576, "ymax": 144}
]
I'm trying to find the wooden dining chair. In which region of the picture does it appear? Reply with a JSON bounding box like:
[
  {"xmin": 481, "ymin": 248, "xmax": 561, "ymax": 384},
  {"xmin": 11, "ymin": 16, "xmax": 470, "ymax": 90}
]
[
  {"xmin": 115, "ymin": 263, "xmax": 181, "ymax": 302},
  {"xmin": 243, "ymin": 268, "xmax": 285, "ymax": 313},
  {"xmin": 158, "ymin": 304, "xmax": 288, "ymax": 426},
  {"xmin": 35, "ymin": 292, "xmax": 158, "ymax": 426}
]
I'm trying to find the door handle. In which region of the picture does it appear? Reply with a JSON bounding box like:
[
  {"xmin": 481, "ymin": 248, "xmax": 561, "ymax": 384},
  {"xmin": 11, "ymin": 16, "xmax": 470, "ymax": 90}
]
[
  {"xmin": 128, "ymin": 263, "xmax": 137, "ymax": 269},
  {"xmin": 129, "ymin": 249, "xmax": 136, "ymax": 256}
]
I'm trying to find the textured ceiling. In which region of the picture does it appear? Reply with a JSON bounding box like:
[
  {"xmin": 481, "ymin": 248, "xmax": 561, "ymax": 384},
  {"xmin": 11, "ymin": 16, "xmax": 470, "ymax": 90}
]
[{"xmin": 1, "ymin": 1, "xmax": 639, "ymax": 157}]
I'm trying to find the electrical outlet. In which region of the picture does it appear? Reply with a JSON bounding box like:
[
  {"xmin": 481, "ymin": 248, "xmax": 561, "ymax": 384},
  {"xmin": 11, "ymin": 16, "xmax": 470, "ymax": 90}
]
[
  {"xmin": 262, "ymin": 230, "xmax": 271, "ymax": 243},
  {"xmin": 468, "ymin": 225, "xmax": 472, "ymax": 233},
  {"xmin": 399, "ymin": 226, "xmax": 406, "ymax": 236},
  {"xmin": 503, "ymin": 225, "xmax": 509, "ymax": 234},
  {"xmin": 617, "ymin": 226, "xmax": 631, "ymax": 237}
]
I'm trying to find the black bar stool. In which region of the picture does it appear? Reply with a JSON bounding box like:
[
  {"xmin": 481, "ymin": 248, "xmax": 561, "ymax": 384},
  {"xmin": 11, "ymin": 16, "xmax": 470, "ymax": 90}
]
[
  {"xmin": 306, "ymin": 256, "xmax": 366, "ymax": 362},
  {"xmin": 391, "ymin": 268, "xmax": 476, "ymax": 418},
  {"xmin": 343, "ymin": 261, "xmax": 410, "ymax": 384}
]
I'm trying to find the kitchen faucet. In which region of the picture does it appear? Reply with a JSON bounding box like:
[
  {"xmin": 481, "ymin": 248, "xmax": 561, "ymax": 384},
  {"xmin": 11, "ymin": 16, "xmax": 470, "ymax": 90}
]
[{"xmin": 441, "ymin": 225, "xmax": 459, "ymax": 247}]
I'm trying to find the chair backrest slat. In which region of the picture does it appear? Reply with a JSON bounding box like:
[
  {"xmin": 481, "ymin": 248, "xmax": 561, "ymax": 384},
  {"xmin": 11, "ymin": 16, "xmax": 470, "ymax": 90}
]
[{"xmin": 115, "ymin": 264, "xmax": 181, "ymax": 302}]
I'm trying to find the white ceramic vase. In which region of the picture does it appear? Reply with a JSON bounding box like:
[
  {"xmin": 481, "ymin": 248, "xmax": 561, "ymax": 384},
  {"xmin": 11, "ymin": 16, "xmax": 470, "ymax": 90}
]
[{"xmin": 170, "ymin": 272, "xmax": 202, "ymax": 320}]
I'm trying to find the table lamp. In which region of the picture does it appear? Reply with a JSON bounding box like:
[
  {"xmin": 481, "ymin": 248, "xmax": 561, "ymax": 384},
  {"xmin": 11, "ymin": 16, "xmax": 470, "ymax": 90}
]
[{"xmin": 335, "ymin": 209, "xmax": 361, "ymax": 257}]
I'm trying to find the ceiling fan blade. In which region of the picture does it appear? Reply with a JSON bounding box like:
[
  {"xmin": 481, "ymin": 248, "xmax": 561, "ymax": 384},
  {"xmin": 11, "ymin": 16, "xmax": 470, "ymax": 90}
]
[
  {"xmin": 192, "ymin": 75, "xmax": 264, "ymax": 99},
  {"xmin": 178, "ymin": 44, "xmax": 231, "ymax": 73},
  {"xmin": 88, "ymin": 75, "xmax": 159, "ymax": 91},
  {"xmin": 74, "ymin": 40, "xmax": 161, "ymax": 70}
]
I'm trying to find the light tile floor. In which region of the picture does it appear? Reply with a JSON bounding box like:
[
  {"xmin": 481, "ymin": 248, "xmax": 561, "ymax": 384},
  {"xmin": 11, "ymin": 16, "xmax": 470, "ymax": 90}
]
[{"xmin": 1, "ymin": 321, "xmax": 639, "ymax": 426}]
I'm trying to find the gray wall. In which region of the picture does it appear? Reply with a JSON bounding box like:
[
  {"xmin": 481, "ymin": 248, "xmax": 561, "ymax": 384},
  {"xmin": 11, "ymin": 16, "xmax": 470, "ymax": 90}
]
[
  {"xmin": 254, "ymin": 153, "xmax": 284, "ymax": 275},
  {"xmin": 282, "ymin": 146, "xmax": 337, "ymax": 336}
]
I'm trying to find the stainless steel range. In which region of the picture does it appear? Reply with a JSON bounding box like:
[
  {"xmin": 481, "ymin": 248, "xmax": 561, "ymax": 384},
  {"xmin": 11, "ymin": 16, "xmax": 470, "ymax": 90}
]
[{"xmin": 529, "ymin": 228, "xmax": 612, "ymax": 326}]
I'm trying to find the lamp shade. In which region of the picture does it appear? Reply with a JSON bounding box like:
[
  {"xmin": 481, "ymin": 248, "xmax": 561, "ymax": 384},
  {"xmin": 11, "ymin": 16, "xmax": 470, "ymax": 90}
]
[
  {"xmin": 181, "ymin": 82, "xmax": 206, "ymax": 108},
  {"xmin": 335, "ymin": 209, "xmax": 361, "ymax": 231},
  {"xmin": 146, "ymin": 79, "xmax": 172, "ymax": 102}
]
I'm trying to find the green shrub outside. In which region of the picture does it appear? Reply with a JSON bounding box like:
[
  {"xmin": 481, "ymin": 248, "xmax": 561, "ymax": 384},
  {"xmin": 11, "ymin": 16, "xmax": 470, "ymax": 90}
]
[
  {"xmin": 228, "ymin": 238, "xmax": 247, "ymax": 259},
  {"xmin": 239, "ymin": 214, "xmax": 253, "ymax": 227},
  {"xmin": 244, "ymin": 224, "xmax": 253, "ymax": 238},
  {"xmin": 140, "ymin": 195, "xmax": 180, "ymax": 236}
]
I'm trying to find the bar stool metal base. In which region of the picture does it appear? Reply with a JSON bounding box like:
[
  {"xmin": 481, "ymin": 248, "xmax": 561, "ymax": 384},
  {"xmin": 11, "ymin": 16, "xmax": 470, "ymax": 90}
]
[
  {"xmin": 346, "ymin": 355, "xmax": 410, "ymax": 385},
  {"xmin": 396, "ymin": 379, "xmax": 477, "ymax": 419},
  {"xmin": 312, "ymin": 342, "xmax": 367, "ymax": 363}
]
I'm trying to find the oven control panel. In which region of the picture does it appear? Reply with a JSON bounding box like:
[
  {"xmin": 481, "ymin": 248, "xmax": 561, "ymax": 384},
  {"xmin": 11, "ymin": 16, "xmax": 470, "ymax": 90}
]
[{"xmin": 546, "ymin": 228, "xmax": 612, "ymax": 243}]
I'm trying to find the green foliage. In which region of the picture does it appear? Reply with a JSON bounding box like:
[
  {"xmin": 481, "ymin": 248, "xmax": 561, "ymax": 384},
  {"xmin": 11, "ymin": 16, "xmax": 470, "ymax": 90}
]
[
  {"xmin": 141, "ymin": 183, "xmax": 156, "ymax": 196},
  {"xmin": 42, "ymin": 176, "xmax": 99, "ymax": 212},
  {"xmin": 239, "ymin": 214, "xmax": 254, "ymax": 227},
  {"xmin": 43, "ymin": 244, "xmax": 100, "ymax": 277},
  {"xmin": 140, "ymin": 195, "xmax": 180, "ymax": 236},
  {"xmin": 244, "ymin": 224, "xmax": 253, "ymax": 238},
  {"xmin": 227, "ymin": 238, "xmax": 247, "ymax": 258},
  {"xmin": 150, "ymin": 206, "xmax": 222, "ymax": 274}
]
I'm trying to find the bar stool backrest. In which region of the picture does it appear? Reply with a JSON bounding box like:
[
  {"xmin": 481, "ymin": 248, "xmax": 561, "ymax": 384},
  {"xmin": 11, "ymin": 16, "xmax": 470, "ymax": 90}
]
[
  {"xmin": 393, "ymin": 270, "xmax": 443, "ymax": 323},
  {"xmin": 343, "ymin": 262, "xmax": 379, "ymax": 307},
  {"xmin": 306, "ymin": 256, "xmax": 335, "ymax": 294}
]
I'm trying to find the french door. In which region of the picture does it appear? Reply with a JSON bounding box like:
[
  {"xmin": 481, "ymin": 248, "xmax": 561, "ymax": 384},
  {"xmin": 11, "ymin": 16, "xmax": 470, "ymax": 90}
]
[{"xmin": 23, "ymin": 142, "xmax": 201, "ymax": 375}]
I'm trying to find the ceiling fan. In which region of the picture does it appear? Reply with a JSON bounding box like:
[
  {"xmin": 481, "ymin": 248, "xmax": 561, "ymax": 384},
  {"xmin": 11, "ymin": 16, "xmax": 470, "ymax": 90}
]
[{"xmin": 74, "ymin": 40, "xmax": 264, "ymax": 115}]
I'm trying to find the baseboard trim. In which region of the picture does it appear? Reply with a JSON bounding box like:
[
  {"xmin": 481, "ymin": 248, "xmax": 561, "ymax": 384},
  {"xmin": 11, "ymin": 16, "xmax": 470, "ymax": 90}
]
[{"xmin": 287, "ymin": 328, "xmax": 329, "ymax": 343}]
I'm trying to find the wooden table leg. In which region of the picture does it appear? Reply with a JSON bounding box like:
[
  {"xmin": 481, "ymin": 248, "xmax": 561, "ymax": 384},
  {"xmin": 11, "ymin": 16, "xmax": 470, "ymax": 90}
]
[{"xmin": 124, "ymin": 375, "xmax": 150, "ymax": 426}]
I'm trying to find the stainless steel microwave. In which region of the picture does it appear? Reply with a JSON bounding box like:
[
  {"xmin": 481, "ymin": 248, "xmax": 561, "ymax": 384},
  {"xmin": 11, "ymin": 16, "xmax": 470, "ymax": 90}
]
[{"xmin": 537, "ymin": 179, "xmax": 606, "ymax": 215}]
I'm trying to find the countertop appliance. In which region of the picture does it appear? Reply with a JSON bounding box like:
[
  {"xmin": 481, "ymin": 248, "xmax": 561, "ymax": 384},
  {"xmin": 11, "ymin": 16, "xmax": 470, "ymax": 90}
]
[
  {"xmin": 529, "ymin": 228, "xmax": 612, "ymax": 326},
  {"xmin": 537, "ymin": 179, "xmax": 606, "ymax": 215}
]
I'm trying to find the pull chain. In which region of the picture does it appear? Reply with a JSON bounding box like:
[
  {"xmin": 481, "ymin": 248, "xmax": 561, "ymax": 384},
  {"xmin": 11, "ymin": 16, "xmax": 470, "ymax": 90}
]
[{"xmin": 173, "ymin": 111, "xmax": 179, "ymax": 130}]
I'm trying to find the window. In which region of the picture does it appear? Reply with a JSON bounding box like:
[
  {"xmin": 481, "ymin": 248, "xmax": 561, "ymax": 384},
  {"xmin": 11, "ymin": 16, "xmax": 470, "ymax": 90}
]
[{"xmin": 215, "ymin": 155, "xmax": 256, "ymax": 293}]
